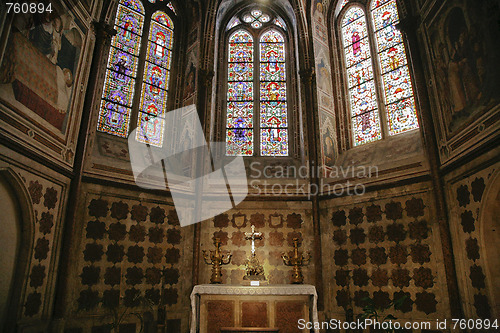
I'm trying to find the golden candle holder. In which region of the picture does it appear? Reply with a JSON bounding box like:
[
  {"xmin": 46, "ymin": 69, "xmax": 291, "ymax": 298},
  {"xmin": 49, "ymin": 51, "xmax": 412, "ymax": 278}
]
[
  {"xmin": 282, "ymin": 238, "xmax": 311, "ymax": 284},
  {"xmin": 203, "ymin": 237, "xmax": 232, "ymax": 284}
]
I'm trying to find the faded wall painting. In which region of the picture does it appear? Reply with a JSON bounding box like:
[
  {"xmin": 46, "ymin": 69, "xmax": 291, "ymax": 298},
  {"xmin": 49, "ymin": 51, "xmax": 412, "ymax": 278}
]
[
  {"xmin": 428, "ymin": 0, "xmax": 500, "ymax": 135},
  {"xmin": 0, "ymin": 6, "xmax": 83, "ymax": 134}
]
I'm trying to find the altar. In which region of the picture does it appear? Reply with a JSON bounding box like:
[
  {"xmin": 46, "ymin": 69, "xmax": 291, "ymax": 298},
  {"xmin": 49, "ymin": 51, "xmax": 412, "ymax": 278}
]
[{"xmin": 190, "ymin": 284, "xmax": 319, "ymax": 333}]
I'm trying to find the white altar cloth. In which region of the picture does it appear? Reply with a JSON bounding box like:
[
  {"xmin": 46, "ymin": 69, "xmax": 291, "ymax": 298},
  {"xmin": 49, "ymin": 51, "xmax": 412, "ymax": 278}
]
[{"xmin": 190, "ymin": 284, "xmax": 319, "ymax": 333}]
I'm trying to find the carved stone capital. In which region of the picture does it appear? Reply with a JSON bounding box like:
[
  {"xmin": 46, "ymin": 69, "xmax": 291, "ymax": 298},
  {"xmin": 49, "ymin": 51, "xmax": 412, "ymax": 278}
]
[
  {"xmin": 92, "ymin": 21, "xmax": 117, "ymax": 45},
  {"xmin": 395, "ymin": 15, "xmax": 419, "ymax": 36},
  {"xmin": 299, "ymin": 67, "xmax": 315, "ymax": 84},
  {"xmin": 198, "ymin": 68, "xmax": 215, "ymax": 87}
]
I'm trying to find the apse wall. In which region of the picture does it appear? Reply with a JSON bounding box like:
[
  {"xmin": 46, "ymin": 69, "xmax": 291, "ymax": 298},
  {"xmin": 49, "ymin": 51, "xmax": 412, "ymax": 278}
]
[
  {"xmin": 63, "ymin": 183, "xmax": 194, "ymax": 333},
  {"xmin": 319, "ymin": 183, "xmax": 452, "ymax": 323}
]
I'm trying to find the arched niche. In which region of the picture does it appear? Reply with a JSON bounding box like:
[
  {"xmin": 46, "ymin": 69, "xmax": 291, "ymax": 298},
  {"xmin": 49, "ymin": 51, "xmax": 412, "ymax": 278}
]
[
  {"xmin": 479, "ymin": 169, "xmax": 500, "ymax": 319},
  {"xmin": 0, "ymin": 168, "xmax": 35, "ymax": 333}
]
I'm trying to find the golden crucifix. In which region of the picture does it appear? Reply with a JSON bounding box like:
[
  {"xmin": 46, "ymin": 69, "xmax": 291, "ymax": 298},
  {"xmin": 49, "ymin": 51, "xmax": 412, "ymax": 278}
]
[
  {"xmin": 245, "ymin": 225, "xmax": 262, "ymax": 256},
  {"xmin": 243, "ymin": 225, "xmax": 265, "ymax": 281}
]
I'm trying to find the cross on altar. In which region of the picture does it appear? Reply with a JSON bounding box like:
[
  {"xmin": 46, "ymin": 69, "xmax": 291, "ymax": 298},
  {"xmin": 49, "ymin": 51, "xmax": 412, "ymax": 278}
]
[{"xmin": 245, "ymin": 225, "xmax": 262, "ymax": 256}]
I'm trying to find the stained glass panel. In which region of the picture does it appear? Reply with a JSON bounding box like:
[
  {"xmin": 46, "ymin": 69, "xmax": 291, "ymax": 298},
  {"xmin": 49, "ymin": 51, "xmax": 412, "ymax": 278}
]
[
  {"xmin": 228, "ymin": 62, "xmax": 254, "ymax": 81},
  {"xmin": 386, "ymin": 97, "xmax": 419, "ymax": 135},
  {"xmin": 229, "ymin": 30, "xmax": 253, "ymax": 43},
  {"xmin": 137, "ymin": 11, "xmax": 174, "ymax": 147},
  {"xmin": 382, "ymin": 67, "xmax": 413, "ymax": 104},
  {"xmin": 228, "ymin": 17, "xmax": 241, "ymax": 30},
  {"xmin": 344, "ymin": 37, "xmax": 370, "ymax": 68},
  {"xmin": 226, "ymin": 129, "xmax": 254, "ymax": 156},
  {"xmin": 107, "ymin": 47, "xmax": 139, "ymax": 77},
  {"xmin": 226, "ymin": 30, "xmax": 253, "ymax": 156},
  {"xmin": 261, "ymin": 102, "xmax": 287, "ymax": 128},
  {"xmin": 352, "ymin": 111, "xmax": 382, "ymax": 146},
  {"xmin": 260, "ymin": 82, "xmax": 287, "ymax": 101},
  {"xmin": 260, "ymin": 30, "xmax": 284, "ymax": 43},
  {"xmin": 136, "ymin": 113, "xmax": 165, "ymax": 147},
  {"xmin": 260, "ymin": 62, "xmax": 286, "ymax": 81},
  {"xmin": 152, "ymin": 11, "xmax": 174, "ymax": 29},
  {"xmin": 228, "ymin": 82, "xmax": 254, "ymax": 101},
  {"xmin": 140, "ymin": 84, "xmax": 167, "ymax": 116},
  {"xmin": 274, "ymin": 17, "xmax": 286, "ymax": 30},
  {"xmin": 149, "ymin": 21, "xmax": 174, "ymax": 49},
  {"xmin": 342, "ymin": 7, "xmax": 382, "ymax": 146},
  {"xmin": 227, "ymin": 102, "xmax": 254, "ymax": 128},
  {"xmin": 342, "ymin": 6, "xmax": 364, "ymax": 27},
  {"xmin": 260, "ymin": 43, "xmax": 285, "ymax": 62},
  {"xmin": 97, "ymin": 101, "xmax": 131, "ymax": 137},
  {"xmin": 167, "ymin": 2, "xmax": 177, "ymax": 15},
  {"xmin": 115, "ymin": 5, "xmax": 144, "ymax": 35},
  {"xmin": 102, "ymin": 71, "xmax": 135, "ymax": 106},
  {"xmin": 261, "ymin": 129, "xmax": 288, "ymax": 156},
  {"xmin": 372, "ymin": 0, "xmax": 398, "ymax": 31},
  {"xmin": 348, "ymin": 80, "xmax": 378, "ymax": 116},
  {"xmin": 347, "ymin": 58, "xmax": 374, "ymax": 88},
  {"xmin": 121, "ymin": 0, "xmax": 144, "ymax": 13},
  {"xmin": 374, "ymin": 24, "xmax": 402, "ymax": 52},
  {"xmin": 229, "ymin": 43, "xmax": 253, "ymax": 62},
  {"xmin": 372, "ymin": 0, "xmax": 419, "ymax": 135},
  {"xmin": 112, "ymin": 26, "xmax": 142, "ymax": 56},
  {"xmin": 379, "ymin": 43, "xmax": 406, "ymax": 74},
  {"xmin": 98, "ymin": 0, "xmax": 145, "ymax": 138},
  {"xmin": 342, "ymin": 16, "xmax": 368, "ymax": 47},
  {"xmin": 144, "ymin": 62, "xmax": 169, "ymax": 89}
]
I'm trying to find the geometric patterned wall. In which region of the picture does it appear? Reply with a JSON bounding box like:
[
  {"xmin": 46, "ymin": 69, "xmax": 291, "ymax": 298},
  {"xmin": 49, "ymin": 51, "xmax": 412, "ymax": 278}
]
[
  {"xmin": 199, "ymin": 203, "xmax": 314, "ymax": 286},
  {"xmin": 320, "ymin": 188, "xmax": 451, "ymax": 321},
  {"xmin": 68, "ymin": 188, "xmax": 192, "ymax": 331},
  {"xmin": 448, "ymin": 163, "xmax": 499, "ymax": 319}
]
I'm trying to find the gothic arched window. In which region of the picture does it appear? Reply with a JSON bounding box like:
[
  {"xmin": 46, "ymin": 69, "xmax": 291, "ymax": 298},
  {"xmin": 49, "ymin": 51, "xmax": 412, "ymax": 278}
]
[
  {"xmin": 225, "ymin": 9, "xmax": 289, "ymax": 156},
  {"xmin": 97, "ymin": 0, "xmax": 176, "ymax": 148},
  {"xmin": 339, "ymin": 0, "xmax": 419, "ymax": 146}
]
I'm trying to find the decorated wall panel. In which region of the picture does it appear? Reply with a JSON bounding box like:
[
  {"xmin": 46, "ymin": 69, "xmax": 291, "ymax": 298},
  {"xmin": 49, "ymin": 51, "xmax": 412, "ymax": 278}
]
[
  {"xmin": 65, "ymin": 187, "xmax": 193, "ymax": 332},
  {"xmin": 320, "ymin": 186, "xmax": 451, "ymax": 322},
  {"xmin": 446, "ymin": 160, "xmax": 500, "ymax": 319},
  {"xmin": 199, "ymin": 202, "xmax": 314, "ymax": 286},
  {"xmin": 0, "ymin": 0, "xmax": 92, "ymax": 167},
  {"xmin": 421, "ymin": 0, "xmax": 500, "ymax": 164}
]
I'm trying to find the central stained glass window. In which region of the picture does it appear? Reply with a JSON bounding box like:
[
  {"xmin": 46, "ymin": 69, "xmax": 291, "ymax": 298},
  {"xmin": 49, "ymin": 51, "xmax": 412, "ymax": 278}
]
[{"xmin": 226, "ymin": 12, "xmax": 288, "ymax": 156}]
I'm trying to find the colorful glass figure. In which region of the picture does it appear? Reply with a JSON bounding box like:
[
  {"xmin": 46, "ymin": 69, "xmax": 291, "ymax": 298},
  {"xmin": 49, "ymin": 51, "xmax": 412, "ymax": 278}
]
[
  {"xmin": 371, "ymin": 0, "xmax": 419, "ymax": 135},
  {"xmin": 98, "ymin": 0, "xmax": 145, "ymax": 137},
  {"xmin": 226, "ymin": 30, "xmax": 254, "ymax": 156},
  {"xmin": 137, "ymin": 10, "xmax": 174, "ymax": 147},
  {"xmin": 260, "ymin": 29, "xmax": 288, "ymax": 156},
  {"xmin": 342, "ymin": 6, "xmax": 381, "ymax": 145}
]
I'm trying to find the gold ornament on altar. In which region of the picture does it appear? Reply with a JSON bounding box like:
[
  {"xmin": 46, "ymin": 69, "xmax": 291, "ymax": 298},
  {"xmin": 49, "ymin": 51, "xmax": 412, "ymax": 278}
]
[
  {"xmin": 203, "ymin": 237, "xmax": 232, "ymax": 284},
  {"xmin": 282, "ymin": 238, "xmax": 311, "ymax": 284},
  {"xmin": 243, "ymin": 225, "xmax": 266, "ymax": 281}
]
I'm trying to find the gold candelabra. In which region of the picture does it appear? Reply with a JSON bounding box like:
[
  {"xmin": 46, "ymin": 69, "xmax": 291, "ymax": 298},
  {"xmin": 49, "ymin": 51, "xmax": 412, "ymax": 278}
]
[
  {"xmin": 202, "ymin": 237, "xmax": 232, "ymax": 284},
  {"xmin": 282, "ymin": 238, "xmax": 311, "ymax": 284}
]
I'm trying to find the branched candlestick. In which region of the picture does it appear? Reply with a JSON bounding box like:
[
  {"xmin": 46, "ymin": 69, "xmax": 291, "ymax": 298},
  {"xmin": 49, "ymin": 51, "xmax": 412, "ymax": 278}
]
[
  {"xmin": 203, "ymin": 237, "xmax": 232, "ymax": 284},
  {"xmin": 282, "ymin": 238, "xmax": 311, "ymax": 284}
]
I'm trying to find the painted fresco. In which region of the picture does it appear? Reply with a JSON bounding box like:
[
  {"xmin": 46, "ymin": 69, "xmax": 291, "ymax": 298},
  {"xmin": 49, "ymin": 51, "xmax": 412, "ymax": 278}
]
[
  {"xmin": 428, "ymin": 0, "xmax": 500, "ymax": 135},
  {"xmin": 0, "ymin": 5, "xmax": 83, "ymax": 134}
]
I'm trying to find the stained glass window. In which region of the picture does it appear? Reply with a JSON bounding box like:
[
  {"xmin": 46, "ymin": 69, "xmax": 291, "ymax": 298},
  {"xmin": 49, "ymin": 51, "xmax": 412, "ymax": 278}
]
[
  {"xmin": 371, "ymin": 0, "xmax": 419, "ymax": 135},
  {"xmin": 97, "ymin": 0, "xmax": 145, "ymax": 137},
  {"xmin": 225, "ymin": 12, "xmax": 289, "ymax": 157},
  {"xmin": 226, "ymin": 30, "xmax": 254, "ymax": 156},
  {"xmin": 260, "ymin": 29, "xmax": 288, "ymax": 156},
  {"xmin": 98, "ymin": 1, "xmax": 176, "ymax": 147},
  {"xmin": 136, "ymin": 11, "xmax": 174, "ymax": 147},
  {"xmin": 342, "ymin": 7, "xmax": 382, "ymax": 146},
  {"xmin": 340, "ymin": 0, "xmax": 419, "ymax": 147}
]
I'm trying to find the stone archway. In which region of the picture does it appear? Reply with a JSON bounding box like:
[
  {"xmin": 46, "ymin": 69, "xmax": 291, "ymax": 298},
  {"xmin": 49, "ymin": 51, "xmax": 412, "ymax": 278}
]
[
  {"xmin": 480, "ymin": 170, "xmax": 500, "ymax": 318},
  {"xmin": 0, "ymin": 169, "xmax": 34, "ymax": 333}
]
